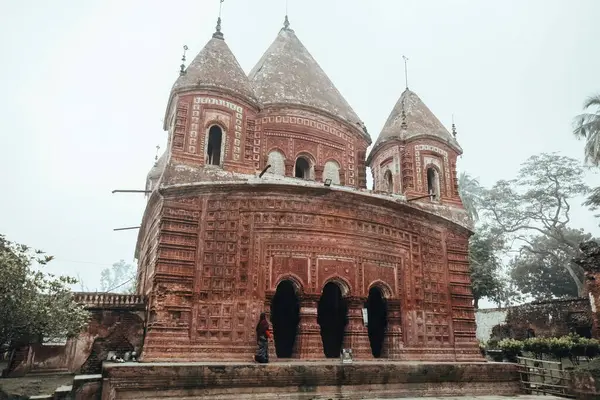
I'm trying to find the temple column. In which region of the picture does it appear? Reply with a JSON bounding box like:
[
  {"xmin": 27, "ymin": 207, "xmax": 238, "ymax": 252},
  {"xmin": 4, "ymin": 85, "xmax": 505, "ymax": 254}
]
[
  {"xmin": 314, "ymin": 166, "xmax": 324, "ymax": 182},
  {"xmin": 344, "ymin": 297, "xmax": 371, "ymax": 359},
  {"xmin": 296, "ymin": 294, "xmax": 322, "ymax": 359},
  {"xmin": 386, "ymin": 299, "xmax": 404, "ymax": 359},
  {"xmin": 284, "ymin": 160, "xmax": 294, "ymax": 177}
]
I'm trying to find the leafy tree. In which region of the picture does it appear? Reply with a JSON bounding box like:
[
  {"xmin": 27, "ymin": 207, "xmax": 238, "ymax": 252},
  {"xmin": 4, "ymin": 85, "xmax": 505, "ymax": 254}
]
[
  {"xmin": 458, "ymin": 172, "xmax": 483, "ymax": 222},
  {"xmin": 469, "ymin": 229, "xmax": 505, "ymax": 309},
  {"xmin": 480, "ymin": 153, "xmax": 590, "ymax": 295},
  {"xmin": 458, "ymin": 171, "xmax": 506, "ymax": 307},
  {"xmin": 100, "ymin": 260, "xmax": 136, "ymax": 294},
  {"xmin": 0, "ymin": 234, "xmax": 88, "ymax": 349},
  {"xmin": 573, "ymin": 94, "xmax": 600, "ymax": 166},
  {"xmin": 509, "ymin": 228, "xmax": 590, "ymax": 300}
]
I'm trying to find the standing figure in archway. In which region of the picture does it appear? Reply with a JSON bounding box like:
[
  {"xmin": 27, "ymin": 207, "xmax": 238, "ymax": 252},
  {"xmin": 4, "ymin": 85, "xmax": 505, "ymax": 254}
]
[{"xmin": 254, "ymin": 313, "xmax": 271, "ymax": 363}]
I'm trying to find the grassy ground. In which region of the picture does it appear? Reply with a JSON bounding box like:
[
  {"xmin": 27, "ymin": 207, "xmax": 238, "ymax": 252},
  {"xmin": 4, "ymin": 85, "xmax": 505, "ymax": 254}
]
[{"xmin": 0, "ymin": 374, "xmax": 74, "ymax": 397}]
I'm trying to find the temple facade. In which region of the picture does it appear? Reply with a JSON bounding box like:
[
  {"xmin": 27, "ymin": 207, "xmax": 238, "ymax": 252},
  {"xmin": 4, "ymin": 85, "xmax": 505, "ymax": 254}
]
[{"xmin": 135, "ymin": 17, "xmax": 479, "ymax": 362}]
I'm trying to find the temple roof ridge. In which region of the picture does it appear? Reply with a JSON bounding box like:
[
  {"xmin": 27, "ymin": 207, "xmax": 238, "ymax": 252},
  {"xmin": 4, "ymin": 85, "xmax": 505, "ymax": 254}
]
[
  {"xmin": 170, "ymin": 35, "xmax": 257, "ymax": 105},
  {"xmin": 372, "ymin": 88, "xmax": 462, "ymax": 154},
  {"xmin": 249, "ymin": 25, "xmax": 368, "ymax": 141}
]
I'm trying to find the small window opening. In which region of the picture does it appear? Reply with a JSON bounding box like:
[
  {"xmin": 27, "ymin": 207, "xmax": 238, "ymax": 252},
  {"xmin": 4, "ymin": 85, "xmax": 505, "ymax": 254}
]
[
  {"xmin": 384, "ymin": 170, "xmax": 393, "ymax": 193},
  {"xmin": 207, "ymin": 126, "xmax": 223, "ymax": 166},
  {"xmin": 295, "ymin": 157, "xmax": 310, "ymax": 179},
  {"xmin": 427, "ymin": 167, "xmax": 440, "ymax": 200}
]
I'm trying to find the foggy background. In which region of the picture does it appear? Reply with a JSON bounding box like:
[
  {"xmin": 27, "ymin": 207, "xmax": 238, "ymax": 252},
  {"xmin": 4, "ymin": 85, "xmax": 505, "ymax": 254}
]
[{"xmin": 1, "ymin": 0, "xmax": 599, "ymax": 292}]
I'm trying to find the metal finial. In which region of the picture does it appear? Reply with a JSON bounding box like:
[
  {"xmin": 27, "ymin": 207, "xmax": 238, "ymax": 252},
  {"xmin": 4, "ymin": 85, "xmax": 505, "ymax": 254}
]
[
  {"xmin": 213, "ymin": 0, "xmax": 225, "ymax": 39},
  {"xmin": 402, "ymin": 55, "xmax": 409, "ymax": 90},
  {"xmin": 452, "ymin": 114, "xmax": 457, "ymax": 138},
  {"xmin": 284, "ymin": 15, "xmax": 290, "ymax": 29},
  {"xmin": 179, "ymin": 45, "xmax": 188, "ymax": 76},
  {"xmin": 154, "ymin": 145, "xmax": 160, "ymax": 164}
]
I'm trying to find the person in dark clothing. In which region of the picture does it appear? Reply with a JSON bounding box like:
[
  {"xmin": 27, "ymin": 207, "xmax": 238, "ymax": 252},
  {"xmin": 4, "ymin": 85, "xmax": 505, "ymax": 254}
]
[{"xmin": 254, "ymin": 312, "xmax": 271, "ymax": 363}]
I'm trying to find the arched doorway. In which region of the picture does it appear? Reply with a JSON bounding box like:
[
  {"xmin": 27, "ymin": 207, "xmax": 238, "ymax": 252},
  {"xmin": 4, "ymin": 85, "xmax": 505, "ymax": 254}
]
[
  {"xmin": 365, "ymin": 286, "xmax": 388, "ymax": 358},
  {"xmin": 270, "ymin": 280, "xmax": 300, "ymax": 358},
  {"xmin": 427, "ymin": 167, "xmax": 440, "ymax": 199},
  {"xmin": 317, "ymin": 282, "xmax": 348, "ymax": 358},
  {"xmin": 384, "ymin": 170, "xmax": 393, "ymax": 193},
  {"xmin": 295, "ymin": 157, "xmax": 311, "ymax": 179},
  {"xmin": 207, "ymin": 125, "xmax": 223, "ymax": 166}
]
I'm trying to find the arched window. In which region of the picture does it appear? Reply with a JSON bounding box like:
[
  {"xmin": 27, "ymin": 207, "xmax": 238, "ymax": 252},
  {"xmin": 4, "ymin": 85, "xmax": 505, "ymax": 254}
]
[
  {"xmin": 427, "ymin": 167, "xmax": 440, "ymax": 200},
  {"xmin": 383, "ymin": 170, "xmax": 393, "ymax": 193},
  {"xmin": 267, "ymin": 150, "xmax": 285, "ymax": 176},
  {"xmin": 323, "ymin": 160, "xmax": 340, "ymax": 185},
  {"xmin": 206, "ymin": 126, "xmax": 223, "ymax": 166},
  {"xmin": 295, "ymin": 157, "xmax": 311, "ymax": 179}
]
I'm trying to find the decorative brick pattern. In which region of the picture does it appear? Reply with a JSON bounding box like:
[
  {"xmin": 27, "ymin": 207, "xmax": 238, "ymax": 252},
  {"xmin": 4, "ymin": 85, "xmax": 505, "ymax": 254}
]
[{"xmin": 139, "ymin": 186, "xmax": 481, "ymax": 362}]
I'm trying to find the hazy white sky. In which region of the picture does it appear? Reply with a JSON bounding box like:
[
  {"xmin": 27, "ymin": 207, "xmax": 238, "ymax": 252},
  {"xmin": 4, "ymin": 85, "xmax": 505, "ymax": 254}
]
[{"xmin": 1, "ymin": 0, "xmax": 599, "ymax": 291}]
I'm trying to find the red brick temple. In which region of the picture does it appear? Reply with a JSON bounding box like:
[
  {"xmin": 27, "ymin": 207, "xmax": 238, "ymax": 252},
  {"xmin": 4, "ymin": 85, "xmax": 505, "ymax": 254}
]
[{"xmin": 135, "ymin": 17, "xmax": 479, "ymax": 363}]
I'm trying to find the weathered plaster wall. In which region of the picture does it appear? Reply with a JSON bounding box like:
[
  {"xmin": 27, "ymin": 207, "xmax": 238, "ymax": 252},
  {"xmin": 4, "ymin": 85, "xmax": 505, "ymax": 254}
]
[
  {"xmin": 475, "ymin": 298, "xmax": 592, "ymax": 342},
  {"xmin": 475, "ymin": 308, "xmax": 507, "ymax": 342}
]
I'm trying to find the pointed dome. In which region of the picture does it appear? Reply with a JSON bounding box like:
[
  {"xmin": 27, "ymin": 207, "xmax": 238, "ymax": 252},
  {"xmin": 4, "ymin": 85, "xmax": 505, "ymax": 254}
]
[
  {"xmin": 146, "ymin": 151, "xmax": 167, "ymax": 192},
  {"xmin": 171, "ymin": 36, "xmax": 257, "ymax": 104},
  {"xmin": 249, "ymin": 25, "xmax": 367, "ymax": 140},
  {"xmin": 373, "ymin": 89, "xmax": 462, "ymax": 153}
]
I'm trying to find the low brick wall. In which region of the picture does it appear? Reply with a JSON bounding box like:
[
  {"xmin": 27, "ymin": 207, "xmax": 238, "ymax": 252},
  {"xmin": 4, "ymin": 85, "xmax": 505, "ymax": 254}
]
[
  {"xmin": 6, "ymin": 293, "xmax": 146, "ymax": 377},
  {"xmin": 101, "ymin": 361, "xmax": 521, "ymax": 399}
]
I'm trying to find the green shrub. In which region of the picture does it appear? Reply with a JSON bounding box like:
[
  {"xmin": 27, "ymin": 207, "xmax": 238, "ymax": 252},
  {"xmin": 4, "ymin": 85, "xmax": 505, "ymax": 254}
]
[
  {"xmin": 499, "ymin": 338, "xmax": 523, "ymax": 361},
  {"xmin": 586, "ymin": 339, "xmax": 600, "ymax": 359},
  {"xmin": 548, "ymin": 337, "xmax": 573, "ymax": 360},
  {"xmin": 574, "ymin": 338, "xmax": 600, "ymax": 359},
  {"xmin": 487, "ymin": 338, "xmax": 499, "ymax": 349},
  {"xmin": 523, "ymin": 337, "xmax": 550, "ymax": 358}
]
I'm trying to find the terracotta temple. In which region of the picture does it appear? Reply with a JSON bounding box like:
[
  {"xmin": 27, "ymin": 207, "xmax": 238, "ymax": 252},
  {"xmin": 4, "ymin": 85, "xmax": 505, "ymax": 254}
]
[{"xmin": 135, "ymin": 16, "xmax": 480, "ymax": 362}]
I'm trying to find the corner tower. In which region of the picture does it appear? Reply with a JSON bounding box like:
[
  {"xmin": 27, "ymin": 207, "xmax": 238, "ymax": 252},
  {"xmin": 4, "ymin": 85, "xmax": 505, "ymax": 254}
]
[
  {"xmin": 249, "ymin": 19, "xmax": 371, "ymax": 188},
  {"xmin": 159, "ymin": 21, "xmax": 260, "ymax": 187},
  {"xmin": 368, "ymin": 89, "xmax": 462, "ymax": 205}
]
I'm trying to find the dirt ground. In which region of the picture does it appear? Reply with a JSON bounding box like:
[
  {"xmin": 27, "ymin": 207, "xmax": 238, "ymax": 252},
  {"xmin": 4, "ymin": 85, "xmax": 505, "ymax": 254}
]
[{"xmin": 0, "ymin": 374, "xmax": 74, "ymax": 398}]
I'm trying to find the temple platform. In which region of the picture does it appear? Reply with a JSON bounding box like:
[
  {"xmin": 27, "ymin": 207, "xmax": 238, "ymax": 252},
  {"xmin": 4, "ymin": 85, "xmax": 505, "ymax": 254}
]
[{"xmin": 100, "ymin": 360, "xmax": 521, "ymax": 400}]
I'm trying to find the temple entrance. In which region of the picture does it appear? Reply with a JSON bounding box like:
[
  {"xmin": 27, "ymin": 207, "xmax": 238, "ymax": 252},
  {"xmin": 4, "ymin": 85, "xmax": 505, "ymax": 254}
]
[
  {"xmin": 317, "ymin": 282, "xmax": 348, "ymax": 358},
  {"xmin": 366, "ymin": 286, "xmax": 388, "ymax": 358},
  {"xmin": 270, "ymin": 280, "xmax": 300, "ymax": 358}
]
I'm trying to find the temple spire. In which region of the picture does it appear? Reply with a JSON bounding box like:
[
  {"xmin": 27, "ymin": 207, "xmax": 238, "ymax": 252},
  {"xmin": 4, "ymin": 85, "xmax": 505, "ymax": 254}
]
[
  {"xmin": 283, "ymin": 0, "xmax": 291, "ymax": 30},
  {"xmin": 213, "ymin": 0, "xmax": 225, "ymax": 39},
  {"xmin": 452, "ymin": 114, "xmax": 457, "ymax": 138},
  {"xmin": 179, "ymin": 45, "xmax": 188, "ymax": 76}
]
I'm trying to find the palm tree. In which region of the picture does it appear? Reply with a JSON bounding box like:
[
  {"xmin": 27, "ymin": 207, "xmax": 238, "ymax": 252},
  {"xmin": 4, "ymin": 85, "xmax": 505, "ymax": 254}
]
[
  {"xmin": 458, "ymin": 172, "xmax": 483, "ymax": 222},
  {"xmin": 573, "ymin": 94, "xmax": 600, "ymax": 166},
  {"xmin": 574, "ymin": 95, "xmax": 600, "ymax": 209}
]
